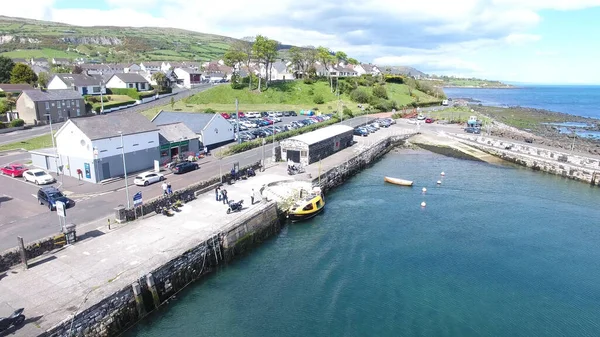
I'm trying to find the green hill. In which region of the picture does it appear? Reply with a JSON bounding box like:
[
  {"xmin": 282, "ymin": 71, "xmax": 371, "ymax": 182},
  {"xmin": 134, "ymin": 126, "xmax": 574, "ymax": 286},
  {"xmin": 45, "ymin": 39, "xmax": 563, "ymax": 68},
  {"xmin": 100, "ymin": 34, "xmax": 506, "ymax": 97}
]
[{"xmin": 141, "ymin": 79, "xmax": 442, "ymax": 119}]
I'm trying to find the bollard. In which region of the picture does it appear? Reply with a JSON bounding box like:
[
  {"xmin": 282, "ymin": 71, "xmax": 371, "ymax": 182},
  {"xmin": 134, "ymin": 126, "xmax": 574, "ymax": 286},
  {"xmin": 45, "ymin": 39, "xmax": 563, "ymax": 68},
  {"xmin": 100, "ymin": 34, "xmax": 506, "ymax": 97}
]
[
  {"xmin": 17, "ymin": 236, "xmax": 28, "ymax": 270},
  {"xmin": 107, "ymin": 218, "xmax": 111, "ymax": 230},
  {"xmin": 131, "ymin": 282, "xmax": 146, "ymax": 317},
  {"xmin": 145, "ymin": 273, "xmax": 161, "ymax": 310}
]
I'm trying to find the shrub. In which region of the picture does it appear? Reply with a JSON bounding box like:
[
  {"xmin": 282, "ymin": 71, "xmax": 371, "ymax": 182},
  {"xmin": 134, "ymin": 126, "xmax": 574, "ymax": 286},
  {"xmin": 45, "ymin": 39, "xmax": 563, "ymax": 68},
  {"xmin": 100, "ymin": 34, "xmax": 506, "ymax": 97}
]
[
  {"xmin": 350, "ymin": 88, "xmax": 371, "ymax": 104},
  {"xmin": 10, "ymin": 119, "xmax": 25, "ymax": 127},
  {"xmin": 372, "ymin": 85, "xmax": 388, "ymax": 99},
  {"xmin": 0, "ymin": 121, "xmax": 5, "ymax": 129},
  {"xmin": 139, "ymin": 91, "xmax": 156, "ymax": 99},
  {"xmin": 307, "ymin": 88, "xmax": 314, "ymax": 96},
  {"xmin": 384, "ymin": 75, "xmax": 405, "ymax": 84},
  {"xmin": 313, "ymin": 93, "xmax": 325, "ymax": 104},
  {"xmin": 106, "ymin": 88, "xmax": 141, "ymax": 100},
  {"xmin": 303, "ymin": 77, "xmax": 315, "ymax": 84},
  {"xmin": 343, "ymin": 107, "xmax": 353, "ymax": 118},
  {"xmin": 204, "ymin": 108, "xmax": 216, "ymax": 113},
  {"xmin": 0, "ymin": 101, "xmax": 6, "ymax": 113},
  {"xmin": 391, "ymin": 113, "xmax": 403, "ymax": 119},
  {"xmin": 93, "ymin": 100, "xmax": 136, "ymax": 113}
]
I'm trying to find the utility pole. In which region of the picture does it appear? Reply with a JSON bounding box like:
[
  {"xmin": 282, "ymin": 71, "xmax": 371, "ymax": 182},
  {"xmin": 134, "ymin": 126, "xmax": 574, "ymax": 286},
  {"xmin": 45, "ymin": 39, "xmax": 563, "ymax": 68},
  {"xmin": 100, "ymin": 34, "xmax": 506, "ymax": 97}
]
[
  {"xmin": 119, "ymin": 132, "xmax": 131, "ymax": 208},
  {"xmin": 100, "ymin": 82, "xmax": 105, "ymax": 114},
  {"xmin": 44, "ymin": 113, "xmax": 59, "ymax": 176}
]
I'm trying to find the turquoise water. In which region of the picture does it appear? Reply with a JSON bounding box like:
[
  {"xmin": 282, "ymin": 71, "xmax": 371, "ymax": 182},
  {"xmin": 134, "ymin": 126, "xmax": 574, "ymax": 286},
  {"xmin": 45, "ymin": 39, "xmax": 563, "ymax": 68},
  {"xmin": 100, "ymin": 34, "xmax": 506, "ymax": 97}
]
[{"xmin": 126, "ymin": 151, "xmax": 600, "ymax": 337}]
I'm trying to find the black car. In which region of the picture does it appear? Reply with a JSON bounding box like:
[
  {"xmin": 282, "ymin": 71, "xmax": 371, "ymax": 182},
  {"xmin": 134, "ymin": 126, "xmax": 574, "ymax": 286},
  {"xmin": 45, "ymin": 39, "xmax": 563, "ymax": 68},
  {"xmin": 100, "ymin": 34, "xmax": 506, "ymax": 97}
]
[
  {"xmin": 173, "ymin": 162, "xmax": 199, "ymax": 174},
  {"xmin": 252, "ymin": 129, "xmax": 269, "ymax": 138},
  {"xmin": 261, "ymin": 112, "xmax": 269, "ymax": 117},
  {"xmin": 37, "ymin": 186, "xmax": 74, "ymax": 211},
  {"xmin": 354, "ymin": 127, "xmax": 369, "ymax": 137},
  {"xmin": 288, "ymin": 111, "xmax": 297, "ymax": 116},
  {"xmin": 465, "ymin": 127, "xmax": 481, "ymax": 134}
]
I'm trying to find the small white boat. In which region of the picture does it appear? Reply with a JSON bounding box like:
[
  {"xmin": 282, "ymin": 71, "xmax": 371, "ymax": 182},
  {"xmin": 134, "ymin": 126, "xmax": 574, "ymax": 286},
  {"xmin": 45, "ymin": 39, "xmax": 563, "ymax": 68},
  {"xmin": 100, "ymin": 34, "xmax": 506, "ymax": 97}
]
[{"xmin": 384, "ymin": 176, "xmax": 414, "ymax": 187}]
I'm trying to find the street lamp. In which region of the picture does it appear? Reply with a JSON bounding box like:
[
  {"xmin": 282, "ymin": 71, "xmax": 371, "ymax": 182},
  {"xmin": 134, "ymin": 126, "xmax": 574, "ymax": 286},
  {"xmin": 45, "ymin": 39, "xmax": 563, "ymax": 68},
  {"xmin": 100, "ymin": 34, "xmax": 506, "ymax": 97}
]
[
  {"xmin": 44, "ymin": 113, "xmax": 59, "ymax": 178},
  {"xmin": 99, "ymin": 81, "xmax": 105, "ymax": 114},
  {"xmin": 118, "ymin": 131, "xmax": 131, "ymax": 208}
]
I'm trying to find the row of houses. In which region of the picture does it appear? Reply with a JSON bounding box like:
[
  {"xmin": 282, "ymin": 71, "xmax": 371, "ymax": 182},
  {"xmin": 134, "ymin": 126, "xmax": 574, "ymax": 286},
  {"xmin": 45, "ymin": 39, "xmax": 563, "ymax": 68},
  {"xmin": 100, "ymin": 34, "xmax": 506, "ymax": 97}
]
[{"xmin": 30, "ymin": 111, "xmax": 235, "ymax": 183}]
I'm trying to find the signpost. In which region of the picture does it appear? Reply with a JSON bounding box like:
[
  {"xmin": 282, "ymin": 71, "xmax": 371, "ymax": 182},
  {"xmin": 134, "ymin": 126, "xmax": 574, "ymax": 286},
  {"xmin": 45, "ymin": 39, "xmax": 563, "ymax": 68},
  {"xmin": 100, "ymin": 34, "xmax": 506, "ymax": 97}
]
[
  {"xmin": 56, "ymin": 200, "xmax": 66, "ymax": 232},
  {"xmin": 133, "ymin": 192, "xmax": 143, "ymax": 219}
]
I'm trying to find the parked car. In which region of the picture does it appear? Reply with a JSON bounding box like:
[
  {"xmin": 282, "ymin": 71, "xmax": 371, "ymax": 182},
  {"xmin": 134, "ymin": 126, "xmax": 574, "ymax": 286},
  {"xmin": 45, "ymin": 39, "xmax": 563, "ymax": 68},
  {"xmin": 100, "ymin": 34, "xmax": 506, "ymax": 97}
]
[
  {"xmin": 220, "ymin": 113, "xmax": 231, "ymax": 119},
  {"xmin": 289, "ymin": 111, "xmax": 298, "ymax": 116},
  {"xmin": 425, "ymin": 118, "xmax": 434, "ymax": 123},
  {"xmin": 251, "ymin": 129, "xmax": 268, "ymax": 138},
  {"xmin": 354, "ymin": 127, "xmax": 369, "ymax": 137},
  {"xmin": 276, "ymin": 111, "xmax": 283, "ymax": 117},
  {"xmin": 23, "ymin": 169, "xmax": 55, "ymax": 185},
  {"xmin": 1, "ymin": 164, "xmax": 28, "ymax": 177},
  {"xmin": 261, "ymin": 112, "xmax": 269, "ymax": 117},
  {"xmin": 384, "ymin": 117, "xmax": 396, "ymax": 125},
  {"xmin": 262, "ymin": 118, "xmax": 274, "ymax": 125},
  {"xmin": 134, "ymin": 171, "xmax": 165, "ymax": 186},
  {"xmin": 241, "ymin": 120, "xmax": 257, "ymax": 128},
  {"xmin": 237, "ymin": 112, "xmax": 245, "ymax": 118},
  {"xmin": 378, "ymin": 119, "xmax": 391, "ymax": 127},
  {"xmin": 172, "ymin": 162, "xmax": 199, "ymax": 174},
  {"xmin": 246, "ymin": 111, "xmax": 261, "ymax": 118},
  {"xmin": 465, "ymin": 127, "xmax": 481, "ymax": 134},
  {"xmin": 282, "ymin": 111, "xmax": 291, "ymax": 117},
  {"xmin": 37, "ymin": 186, "xmax": 74, "ymax": 211},
  {"xmin": 364, "ymin": 125, "xmax": 377, "ymax": 133}
]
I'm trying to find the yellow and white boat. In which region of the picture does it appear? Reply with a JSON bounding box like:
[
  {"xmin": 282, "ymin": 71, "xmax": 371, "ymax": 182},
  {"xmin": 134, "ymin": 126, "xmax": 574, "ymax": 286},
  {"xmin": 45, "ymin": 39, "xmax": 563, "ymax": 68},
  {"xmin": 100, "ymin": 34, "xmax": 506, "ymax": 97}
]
[
  {"xmin": 384, "ymin": 176, "xmax": 414, "ymax": 187},
  {"xmin": 288, "ymin": 193, "xmax": 325, "ymax": 222}
]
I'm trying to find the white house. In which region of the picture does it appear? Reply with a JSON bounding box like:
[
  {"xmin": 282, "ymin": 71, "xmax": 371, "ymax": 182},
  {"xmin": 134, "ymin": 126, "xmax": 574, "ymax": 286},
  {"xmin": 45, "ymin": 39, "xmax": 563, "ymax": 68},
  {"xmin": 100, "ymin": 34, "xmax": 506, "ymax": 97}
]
[
  {"xmin": 151, "ymin": 110, "xmax": 234, "ymax": 149},
  {"xmin": 47, "ymin": 73, "xmax": 106, "ymax": 95},
  {"xmin": 268, "ymin": 61, "xmax": 294, "ymax": 81},
  {"xmin": 139, "ymin": 62, "xmax": 162, "ymax": 74},
  {"xmin": 204, "ymin": 72, "xmax": 226, "ymax": 83},
  {"xmin": 125, "ymin": 63, "xmax": 142, "ymax": 73},
  {"xmin": 105, "ymin": 73, "xmax": 151, "ymax": 91},
  {"xmin": 52, "ymin": 58, "xmax": 70, "ymax": 66},
  {"xmin": 353, "ymin": 63, "xmax": 381, "ymax": 76},
  {"xmin": 173, "ymin": 67, "xmax": 203, "ymax": 88},
  {"xmin": 37, "ymin": 113, "xmax": 160, "ymax": 183}
]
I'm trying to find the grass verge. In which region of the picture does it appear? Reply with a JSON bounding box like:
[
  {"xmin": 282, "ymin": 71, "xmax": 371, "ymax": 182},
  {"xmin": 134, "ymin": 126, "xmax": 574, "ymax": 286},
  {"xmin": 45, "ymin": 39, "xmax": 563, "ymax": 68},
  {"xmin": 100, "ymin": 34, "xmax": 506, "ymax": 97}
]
[{"xmin": 0, "ymin": 133, "xmax": 55, "ymax": 152}]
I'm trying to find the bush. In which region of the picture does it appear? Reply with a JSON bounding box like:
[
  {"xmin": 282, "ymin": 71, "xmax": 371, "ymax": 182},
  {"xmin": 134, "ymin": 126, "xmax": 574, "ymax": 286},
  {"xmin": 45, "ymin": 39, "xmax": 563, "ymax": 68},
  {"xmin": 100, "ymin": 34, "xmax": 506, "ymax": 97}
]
[
  {"xmin": 313, "ymin": 93, "xmax": 325, "ymax": 104},
  {"xmin": 204, "ymin": 108, "xmax": 216, "ymax": 113},
  {"xmin": 93, "ymin": 100, "xmax": 136, "ymax": 113},
  {"xmin": 303, "ymin": 77, "xmax": 315, "ymax": 84},
  {"xmin": 343, "ymin": 107, "xmax": 353, "ymax": 118},
  {"xmin": 0, "ymin": 101, "xmax": 6, "ymax": 114},
  {"xmin": 0, "ymin": 121, "xmax": 5, "ymax": 129},
  {"xmin": 384, "ymin": 75, "xmax": 405, "ymax": 84},
  {"xmin": 350, "ymin": 88, "xmax": 371, "ymax": 104},
  {"xmin": 10, "ymin": 119, "xmax": 25, "ymax": 127},
  {"xmin": 106, "ymin": 88, "xmax": 141, "ymax": 100},
  {"xmin": 139, "ymin": 91, "xmax": 156, "ymax": 99},
  {"xmin": 372, "ymin": 85, "xmax": 388, "ymax": 99}
]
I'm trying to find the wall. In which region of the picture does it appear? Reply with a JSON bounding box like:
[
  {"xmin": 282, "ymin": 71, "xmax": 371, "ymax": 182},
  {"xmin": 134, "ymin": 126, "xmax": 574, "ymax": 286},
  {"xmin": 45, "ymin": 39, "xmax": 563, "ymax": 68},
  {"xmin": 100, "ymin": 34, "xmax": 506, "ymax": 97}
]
[
  {"xmin": 95, "ymin": 147, "xmax": 160, "ymax": 182},
  {"xmin": 308, "ymin": 131, "xmax": 354, "ymax": 165},
  {"xmin": 452, "ymin": 134, "xmax": 600, "ymax": 185},
  {"xmin": 200, "ymin": 114, "xmax": 234, "ymax": 146},
  {"xmin": 56, "ymin": 121, "xmax": 94, "ymax": 160},
  {"xmin": 94, "ymin": 132, "xmax": 159, "ymax": 158},
  {"xmin": 15, "ymin": 95, "xmax": 36, "ymax": 124}
]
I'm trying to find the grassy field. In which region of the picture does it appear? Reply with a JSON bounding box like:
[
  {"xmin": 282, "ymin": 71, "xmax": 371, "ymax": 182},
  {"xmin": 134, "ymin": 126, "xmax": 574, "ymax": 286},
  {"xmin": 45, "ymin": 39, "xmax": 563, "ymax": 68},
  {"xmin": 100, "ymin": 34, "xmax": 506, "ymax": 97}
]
[
  {"xmin": 141, "ymin": 80, "xmax": 438, "ymax": 119},
  {"xmin": 0, "ymin": 133, "xmax": 55, "ymax": 151},
  {"xmin": 0, "ymin": 48, "xmax": 81, "ymax": 59},
  {"xmin": 441, "ymin": 78, "xmax": 513, "ymax": 88}
]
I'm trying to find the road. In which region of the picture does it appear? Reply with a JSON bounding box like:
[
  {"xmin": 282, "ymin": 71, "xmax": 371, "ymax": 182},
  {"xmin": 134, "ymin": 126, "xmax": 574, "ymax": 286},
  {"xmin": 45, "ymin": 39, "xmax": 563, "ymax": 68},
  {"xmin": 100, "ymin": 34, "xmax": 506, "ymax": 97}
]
[{"xmin": 0, "ymin": 141, "xmax": 277, "ymax": 251}]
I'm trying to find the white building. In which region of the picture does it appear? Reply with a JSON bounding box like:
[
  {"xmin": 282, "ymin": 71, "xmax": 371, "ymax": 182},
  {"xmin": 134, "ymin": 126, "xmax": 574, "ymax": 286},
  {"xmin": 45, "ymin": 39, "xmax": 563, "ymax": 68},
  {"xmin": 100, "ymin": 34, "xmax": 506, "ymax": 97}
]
[
  {"xmin": 31, "ymin": 113, "xmax": 160, "ymax": 183},
  {"xmin": 105, "ymin": 73, "xmax": 151, "ymax": 91},
  {"xmin": 47, "ymin": 73, "xmax": 106, "ymax": 96},
  {"xmin": 173, "ymin": 68, "xmax": 203, "ymax": 88},
  {"xmin": 151, "ymin": 110, "xmax": 234, "ymax": 149},
  {"xmin": 139, "ymin": 62, "xmax": 162, "ymax": 74}
]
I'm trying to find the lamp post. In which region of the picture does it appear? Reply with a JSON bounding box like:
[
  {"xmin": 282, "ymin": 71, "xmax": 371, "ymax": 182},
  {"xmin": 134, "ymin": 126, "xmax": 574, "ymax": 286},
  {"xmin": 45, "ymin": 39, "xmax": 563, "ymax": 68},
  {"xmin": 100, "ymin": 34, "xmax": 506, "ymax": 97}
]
[
  {"xmin": 119, "ymin": 132, "xmax": 131, "ymax": 208},
  {"xmin": 235, "ymin": 98, "xmax": 241, "ymax": 144},
  {"xmin": 44, "ymin": 113, "xmax": 59, "ymax": 175},
  {"xmin": 100, "ymin": 81, "xmax": 105, "ymax": 114}
]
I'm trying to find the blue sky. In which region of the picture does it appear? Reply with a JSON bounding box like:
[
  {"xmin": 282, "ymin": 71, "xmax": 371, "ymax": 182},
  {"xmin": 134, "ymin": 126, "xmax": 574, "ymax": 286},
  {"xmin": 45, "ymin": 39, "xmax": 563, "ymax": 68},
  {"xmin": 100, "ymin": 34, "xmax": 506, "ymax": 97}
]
[{"xmin": 2, "ymin": 0, "xmax": 600, "ymax": 84}]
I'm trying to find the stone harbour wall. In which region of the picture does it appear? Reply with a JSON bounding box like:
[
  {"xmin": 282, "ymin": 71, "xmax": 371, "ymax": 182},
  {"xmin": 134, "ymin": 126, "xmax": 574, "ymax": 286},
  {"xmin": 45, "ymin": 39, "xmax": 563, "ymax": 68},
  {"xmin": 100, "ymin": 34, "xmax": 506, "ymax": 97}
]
[
  {"xmin": 43, "ymin": 202, "xmax": 281, "ymax": 337},
  {"xmin": 0, "ymin": 236, "xmax": 64, "ymax": 273},
  {"xmin": 451, "ymin": 134, "xmax": 600, "ymax": 185}
]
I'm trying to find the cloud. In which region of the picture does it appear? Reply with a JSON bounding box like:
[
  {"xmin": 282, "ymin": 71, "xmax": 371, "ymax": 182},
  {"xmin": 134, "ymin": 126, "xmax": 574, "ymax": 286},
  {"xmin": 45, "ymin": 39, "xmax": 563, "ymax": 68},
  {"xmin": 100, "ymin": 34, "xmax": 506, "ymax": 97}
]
[{"xmin": 504, "ymin": 33, "xmax": 541, "ymax": 45}]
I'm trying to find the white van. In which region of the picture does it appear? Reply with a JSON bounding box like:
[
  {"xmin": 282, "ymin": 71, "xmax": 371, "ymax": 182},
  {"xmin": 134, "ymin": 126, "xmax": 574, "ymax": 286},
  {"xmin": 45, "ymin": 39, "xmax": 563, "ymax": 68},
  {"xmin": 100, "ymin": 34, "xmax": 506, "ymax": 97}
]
[{"xmin": 246, "ymin": 111, "xmax": 260, "ymax": 118}]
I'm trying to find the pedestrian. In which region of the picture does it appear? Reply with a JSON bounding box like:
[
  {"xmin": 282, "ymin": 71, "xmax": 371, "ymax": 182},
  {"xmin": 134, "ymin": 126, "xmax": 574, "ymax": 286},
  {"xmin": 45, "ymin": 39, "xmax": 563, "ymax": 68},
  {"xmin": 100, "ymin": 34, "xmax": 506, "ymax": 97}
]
[
  {"xmin": 251, "ymin": 188, "xmax": 255, "ymax": 205},
  {"xmin": 215, "ymin": 186, "xmax": 220, "ymax": 201},
  {"xmin": 162, "ymin": 182, "xmax": 168, "ymax": 196},
  {"xmin": 77, "ymin": 168, "xmax": 83, "ymax": 180},
  {"xmin": 222, "ymin": 189, "xmax": 228, "ymax": 204},
  {"xmin": 230, "ymin": 167, "xmax": 236, "ymax": 181},
  {"xmin": 204, "ymin": 146, "xmax": 208, "ymax": 155},
  {"xmin": 167, "ymin": 183, "xmax": 173, "ymax": 195}
]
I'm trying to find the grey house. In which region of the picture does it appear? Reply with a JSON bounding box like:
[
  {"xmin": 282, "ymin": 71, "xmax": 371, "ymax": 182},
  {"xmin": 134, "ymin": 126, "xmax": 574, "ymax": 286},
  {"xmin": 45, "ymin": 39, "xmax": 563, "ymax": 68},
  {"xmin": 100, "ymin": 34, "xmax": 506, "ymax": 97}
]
[
  {"xmin": 280, "ymin": 125, "xmax": 354, "ymax": 166},
  {"xmin": 156, "ymin": 122, "xmax": 200, "ymax": 161},
  {"xmin": 151, "ymin": 111, "xmax": 234, "ymax": 149},
  {"xmin": 35, "ymin": 113, "xmax": 161, "ymax": 183},
  {"xmin": 16, "ymin": 89, "xmax": 87, "ymax": 125}
]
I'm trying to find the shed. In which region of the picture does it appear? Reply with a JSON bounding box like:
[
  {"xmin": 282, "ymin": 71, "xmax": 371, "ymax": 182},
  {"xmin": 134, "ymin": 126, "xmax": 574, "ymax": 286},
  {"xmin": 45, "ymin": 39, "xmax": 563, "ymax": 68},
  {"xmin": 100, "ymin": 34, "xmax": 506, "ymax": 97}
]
[
  {"xmin": 280, "ymin": 124, "xmax": 354, "ymax": 166},
  {"xmin": 151, "ymin": 110, "xmax": 234, "ymax": 149},
  {"xmin": 156, "ymin": 122, "xmax": 201, "ymax": 160}
]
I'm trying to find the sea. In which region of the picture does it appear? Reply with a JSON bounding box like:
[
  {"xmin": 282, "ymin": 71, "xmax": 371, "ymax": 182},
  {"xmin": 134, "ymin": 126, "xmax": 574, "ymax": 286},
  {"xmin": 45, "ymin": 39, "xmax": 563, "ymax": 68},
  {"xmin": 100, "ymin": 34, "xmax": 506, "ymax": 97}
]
[
  {"xmin": 126, "ymin": 151, "xmax": 600, "ymax": 337},
  {"xmin": 443, "ymin": 85, "xmax": 600, "ymax": 120}
]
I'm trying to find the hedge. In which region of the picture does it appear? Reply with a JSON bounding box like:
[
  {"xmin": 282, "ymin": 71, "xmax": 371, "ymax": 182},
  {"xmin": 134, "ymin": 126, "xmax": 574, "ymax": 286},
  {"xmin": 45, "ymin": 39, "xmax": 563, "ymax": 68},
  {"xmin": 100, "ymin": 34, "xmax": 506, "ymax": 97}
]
[
  {"xmin": 106, "ymin": 88, "xmax": 141, "ymax": 100},
  {"xmin": 10, "ymin": 119, "xmax": 25, "ymax": 127},
  {"xmin": 94, "ymin": 100, "xmax": 136, "ymax": 113},
  {"xmin": 226, "ymin": 118, "xmax": 340, "ymax": 155},
  {"xmin": 139, "ymin": 91, "xmax": 156, "ymax": 99}
]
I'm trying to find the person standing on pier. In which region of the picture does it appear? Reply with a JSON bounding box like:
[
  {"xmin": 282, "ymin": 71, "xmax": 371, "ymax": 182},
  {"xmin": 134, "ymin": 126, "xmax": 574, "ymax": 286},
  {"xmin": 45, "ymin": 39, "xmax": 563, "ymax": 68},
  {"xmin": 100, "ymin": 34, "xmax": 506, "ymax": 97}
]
[
  {"xmin": 215, "ymin": 186, "xmax": 221, "ymax": 201},
  {"xmin": 222, "ymin": 189, "xmax": 228, "ymax": 204}
]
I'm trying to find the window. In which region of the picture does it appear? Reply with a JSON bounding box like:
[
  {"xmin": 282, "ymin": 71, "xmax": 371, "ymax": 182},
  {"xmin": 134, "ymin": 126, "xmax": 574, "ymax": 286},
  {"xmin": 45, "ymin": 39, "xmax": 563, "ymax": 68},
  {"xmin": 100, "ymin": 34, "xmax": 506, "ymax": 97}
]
[
  {"xmin": 181, "ymin": 144, "xmax": 189, "ymax": 152},
  {"xmin": 128, "ymin": 83, "xmax": 134, "ymax": 88},
  {"xmin": 303, "ymin": 204, "xmax": 314, "ymax": 211},
  {"xmin": 45, "ymin": 102, "xmax": 50, "ymax": 110},
  {"xmin": 75, "ymin": 100, "xmax": 80, "ymax": 107},
  {"xmin": 66, "ymin": 101, "xmax": 70, "ymax": 107},
  {"xmin": 76, "ymin": 109, "xmax": 80, "ymax": 117},
  {"xmin": 301, "ymin": 151, "xmax": 307, "ymax": 157},
  {"xmin": 93, "ymin": 86, "xmax": 101, "ymax": 93},
  {"xmin": 57, "ymin": 101, "xmax": 61, "ymax": 108}
]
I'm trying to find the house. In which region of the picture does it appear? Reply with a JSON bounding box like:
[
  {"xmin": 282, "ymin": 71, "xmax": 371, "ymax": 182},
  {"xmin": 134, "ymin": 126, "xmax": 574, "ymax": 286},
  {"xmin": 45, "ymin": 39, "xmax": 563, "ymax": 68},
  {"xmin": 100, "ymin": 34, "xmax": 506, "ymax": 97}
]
[
  {"xmin": 52, "ymin": 58, "xmax": 71, "ymax": 66},
  {"xmin": 124, "ymin": 63, "xmax": 142, "ymax": 73},
  {"xmin": 204, "ymin": 72, "xmax": 226, "ymax": 83},
  {"xmin": 47, "ymin": 73, "xmax": 106, "ymax": 95},
  {"xmin": 105, "ymin": 73, "xmax": 150, "ymax": 91},
  {"xmin": 79, "ymin": 63, "xmax": 111, "ymax": 75},
  {"xmin": 16, "ymin": 89, "xmax": 86, "ymax": 125},
  {"xmin": 32, "ymin": 113, "xmax": 160, "ymax": 182},
  {"xmin": 31, "ymin": 65, "xmax": 50, "ymax": 76},
  {"xmin": 11, "ymin": 58, "xmax": 28, "ymax": 65},
  {"xmin": 156, "ymin": 122, "xmax": 200, "ymax": 161},
  {"xmin": 268, "ymin": 61, "xmax": 294, "ymax": 81},
  {"xmin": 280, "ymin": 125, "xmax": 354, "ymax": 166},
  {"xmin": 173, "ymin": 67, "xmax": 203, "ymax": 88},
  {"xmin": 353, "ymin": 63, "xmax": 381, "ymax": 76},
  {"xmin": 105, "ymin": 63, "xmax": 126, "ymax": 74},
  {"xmin": 139, "ymin": 62, "xmax": 162, "ymax": 74},
  {"xmin": 0, "ymin": 84, "xmax": 34, "ymax": 93},
  {"xmin": 335, "ymin": 66, "xmax": 358, "ymax": 77},
  {"xmin": 151, "ymin": 111, "xmax": 234, "ymax": 149},
  {"xmin": 31, "ymin": 58, "xmax": 49, "ymax": 67}
]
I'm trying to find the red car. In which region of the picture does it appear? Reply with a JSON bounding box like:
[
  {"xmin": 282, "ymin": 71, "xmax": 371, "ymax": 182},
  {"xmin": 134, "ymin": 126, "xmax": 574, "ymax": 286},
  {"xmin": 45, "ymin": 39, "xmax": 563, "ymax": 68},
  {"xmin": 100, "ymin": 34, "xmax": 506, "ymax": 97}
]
[
  {"xmin": 237, "ymin": 112, "xmax": 245, "ymax": 118},
  {"xmin": 425, "ymin": 118, "xmax": 434, "ymax": 123},
  {"xmin": 263, "ymin": 118, "xmax": 274, "ymax": 125},
  {"xmin": 220, "ymin": 113, "xmax": 231, "ymax": 119},
  {"xmin": 1, "ymin": 164, "xmax": 28, "ymax": 177}
]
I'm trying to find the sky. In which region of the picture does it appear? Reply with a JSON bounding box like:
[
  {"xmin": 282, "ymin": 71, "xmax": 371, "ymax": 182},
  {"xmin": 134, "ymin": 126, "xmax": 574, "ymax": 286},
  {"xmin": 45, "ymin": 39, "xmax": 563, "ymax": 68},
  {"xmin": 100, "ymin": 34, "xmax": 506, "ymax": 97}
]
[{"xmin": 1, "ymin": 0, "xmax": 600, "ymax": 84}]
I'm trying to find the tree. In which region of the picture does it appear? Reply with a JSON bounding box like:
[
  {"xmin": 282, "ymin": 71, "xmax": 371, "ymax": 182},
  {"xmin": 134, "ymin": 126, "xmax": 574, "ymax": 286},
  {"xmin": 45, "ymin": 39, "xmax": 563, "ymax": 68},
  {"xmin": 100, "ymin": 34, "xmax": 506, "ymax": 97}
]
[
  {"xmin": 151, "ymin": 72, "xmax": 168, "ymax": 92},
  {"xmin": 252, "ymin": 35, "xmax": 278, "ymax": 91},
  {"xmin": 223, "ymin": 48, "xmax": 246, "ymax": 75},
  {"xmin": 72, "ymin": 65, "xmax": 83, "ymax": 74},
  {"xmin": 347, "ymin": 58, "xmax": 359, "ymax": 65},
  {"xmin": 10, "ymin": 64, "xmax": 37, "ymax": 85},
  {"xmin": 37, "ymin": 72, "xmax": 50, "ymax": 88},
  {"xmin": 51, "ymin": 65, "xmax": 72, "ymax": 74},
  {"xmin": 335, "ymin": 51, "xmax": 348, "ymax": 65},
  {"xmin": 373, "ymin": 85, "xmax": 388, "ymax": 99},
  {"xmin": 5, "ymin": 92, "xmax": 16, "ymax": 112},
  {"xmin": 317, "ymin": 46, "xmax": 336, "ymax": 92},
  {"xmin": 290, "ymin": 46, "xmax": 318, "ymax": 79},
  {"xmin": 0, "ymin": 56, "xmax": 15, "ymax": 83}
]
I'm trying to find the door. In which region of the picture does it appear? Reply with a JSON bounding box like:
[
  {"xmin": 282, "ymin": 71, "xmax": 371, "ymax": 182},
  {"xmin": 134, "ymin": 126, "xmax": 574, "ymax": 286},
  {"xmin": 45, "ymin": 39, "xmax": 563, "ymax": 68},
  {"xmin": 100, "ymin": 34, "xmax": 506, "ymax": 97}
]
[
  {"xmin": 287, "ymin": 150, "xmax": 300, "ymax": 163},
  {"xmin": 82, "ymin": 87, "xmax": 88, "ymax": 95},
  {"xmin": 101, "ymin": 162, "xmax": 110, "ymax": 179}
]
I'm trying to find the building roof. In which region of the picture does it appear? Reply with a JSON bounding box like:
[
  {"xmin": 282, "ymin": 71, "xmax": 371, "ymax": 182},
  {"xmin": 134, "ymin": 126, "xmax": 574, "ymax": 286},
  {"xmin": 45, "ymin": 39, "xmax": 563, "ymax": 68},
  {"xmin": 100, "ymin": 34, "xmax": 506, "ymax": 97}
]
[
  {"xmin": 21, "ymin": 89, "xmax": 83, "ymax": 102},
  {"xmin": 11, "ymin": 58, "xmax": 28, "ymax": 63},
  {"xmin": 0, "ymin": 83, "xmax": 34, "ymax": 92},
  {"xmin": 156, "ymin": 122, "xmax": 198, "ymax": 144},
  {"xmin": 176, "ymin": 67, "xmax": 201, "ymax": 75},
  {"xmin": 272, "ymin": 61, "xmax": 288, "ymax": 73},
  {"xmin": 151, "ymin": 111, "xmax": 216, "ymax": 134},
  {"xmin": 69, "ymin": 113, "xmax": 158, "ymax": 140},
  {"xmin": 110, "ymin": 73, "xmax": 149, "ymax": 83},
  {"xmin": 206, "ymin": 72, "xmax": 225, "ymax": 78},
  {"xmin": 286, "ymin": 124, "xmax": 353, "ymax": 146},
  {"xmin": 53, "ymin": 73, "xmax": 104, "ymax": 87},
  {"xmin": 141, "ymin": 61, "xmax": 162, "ymax": 67}
]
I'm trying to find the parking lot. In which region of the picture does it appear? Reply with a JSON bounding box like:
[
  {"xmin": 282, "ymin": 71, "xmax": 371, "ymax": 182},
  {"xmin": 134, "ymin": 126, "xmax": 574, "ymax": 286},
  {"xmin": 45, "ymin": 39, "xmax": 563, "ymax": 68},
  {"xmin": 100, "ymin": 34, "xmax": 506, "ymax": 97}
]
[{"xmin": 226, "ymin": 112, "xmax": 336, "ymax": 142}]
